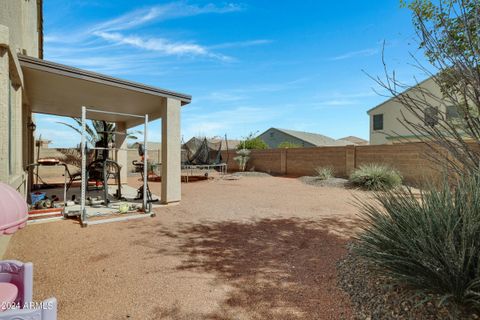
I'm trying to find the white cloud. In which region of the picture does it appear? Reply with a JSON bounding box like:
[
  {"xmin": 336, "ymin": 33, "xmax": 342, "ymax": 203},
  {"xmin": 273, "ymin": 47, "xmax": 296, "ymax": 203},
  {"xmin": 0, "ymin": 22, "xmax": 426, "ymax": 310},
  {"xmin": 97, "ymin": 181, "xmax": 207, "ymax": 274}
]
[
  {"xmin": 319, "ymin": 99, "xmax": 357, "ymax": 106},
  {"xmin": 44, "ymin": 2, "xmax": 251, "ymax": 65},
  {"xmin": 182, "ymin": 105, "xmax": 287, "ymax": 139},
  {"xmin": 94, "ymin": 32, "xmax": 232, "ymax": 61},
  {"xmin": 209, "ymin": 39, "xmax": 273, "ymax": 49},
  {"xmin": 330, "ymin": 48, "xmax": 378, "ymax": 61},
  {"xmin": 90, "ymin": 2, "xmax": 244, "ymax": 33}
]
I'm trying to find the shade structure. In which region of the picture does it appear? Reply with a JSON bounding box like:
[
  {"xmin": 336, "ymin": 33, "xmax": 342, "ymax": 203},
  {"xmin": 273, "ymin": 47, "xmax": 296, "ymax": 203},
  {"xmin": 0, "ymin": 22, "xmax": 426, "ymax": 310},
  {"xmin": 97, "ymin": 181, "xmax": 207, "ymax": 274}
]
[
  {"xmin": 19, "ymin": 55, "xmax": 191, "ymax": 128},
  {"xmin": 0, "ymin": 183, "xmax": 28, "ymax": 235}
]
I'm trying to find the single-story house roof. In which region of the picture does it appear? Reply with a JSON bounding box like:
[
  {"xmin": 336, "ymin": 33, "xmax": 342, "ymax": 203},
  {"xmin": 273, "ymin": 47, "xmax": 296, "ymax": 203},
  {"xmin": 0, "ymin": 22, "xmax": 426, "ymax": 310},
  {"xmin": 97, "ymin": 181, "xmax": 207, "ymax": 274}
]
[
  {"xmin": 210, "ymin": 139, "xmax": 241, "ymax": 150},
  {"xmin": 129, "ymin": 142, "xmax": 162, "ymax": 151},
  {"xmin": 338, "ymin": 136, "xmax": 368, "ymax": 145},
  {"xmin": 19, "ymin": 55, "xmax": 191, "ymax": 128},
  {"xmin": 183, "ymin": 137, "xmax": 240, "ymax": 150},
  {"xmin": 265, "ymin": 128, "xmax": 350, "ymax": 147}
]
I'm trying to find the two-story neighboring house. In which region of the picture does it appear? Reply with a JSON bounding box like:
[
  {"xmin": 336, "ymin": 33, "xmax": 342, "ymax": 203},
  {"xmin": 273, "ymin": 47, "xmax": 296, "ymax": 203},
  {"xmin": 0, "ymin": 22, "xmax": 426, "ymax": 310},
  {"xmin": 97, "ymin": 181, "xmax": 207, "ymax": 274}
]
[{"xmin": 367, "ymin": 77, "xmax": 461, "ymax": 145}]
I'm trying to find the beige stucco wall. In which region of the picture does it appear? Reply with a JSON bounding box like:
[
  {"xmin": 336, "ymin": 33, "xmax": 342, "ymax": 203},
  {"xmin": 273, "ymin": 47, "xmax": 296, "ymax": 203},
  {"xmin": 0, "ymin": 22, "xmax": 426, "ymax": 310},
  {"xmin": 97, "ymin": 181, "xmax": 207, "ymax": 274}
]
[
  {"xmin": 0, "ymin": 0, "xmax": 41, "ymax": 58},
  {"xmin": 368, "ymin": 78, "xmax": 447, "ymax": 145},
  {"xmin": 0, "ymin": 0, "xmax": 40, "ymax": 191},
  {"xmin": 0, "ymin": 27, "xmax": 29, "ymax": 191}
]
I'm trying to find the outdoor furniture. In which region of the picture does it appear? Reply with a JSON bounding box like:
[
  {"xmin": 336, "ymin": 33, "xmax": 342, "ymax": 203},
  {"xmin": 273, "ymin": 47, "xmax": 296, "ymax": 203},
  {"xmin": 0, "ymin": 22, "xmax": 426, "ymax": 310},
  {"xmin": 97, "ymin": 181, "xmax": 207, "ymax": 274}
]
[
  {"xmin": 0, "ymin": 260, "xmax": 57, "ymax": 320},
  {"xmin": 25, "ymin": 162, "xmax": 68, "ymax": 213}
]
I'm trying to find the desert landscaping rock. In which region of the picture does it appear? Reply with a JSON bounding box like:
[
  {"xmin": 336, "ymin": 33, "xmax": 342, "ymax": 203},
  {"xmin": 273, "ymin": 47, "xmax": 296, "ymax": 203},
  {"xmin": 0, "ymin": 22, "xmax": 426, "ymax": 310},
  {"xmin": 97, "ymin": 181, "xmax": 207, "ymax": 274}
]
[
  {"xmin": 299, "ymin": 176, "xmax": 350, "ymax": 188},
  {"xmin": 338, "ymin": 244, "xmax": 478, "ymax": 320},
  {"xmin": 232, "ymin": 171, "xmax": 272, "ymax": 177}
]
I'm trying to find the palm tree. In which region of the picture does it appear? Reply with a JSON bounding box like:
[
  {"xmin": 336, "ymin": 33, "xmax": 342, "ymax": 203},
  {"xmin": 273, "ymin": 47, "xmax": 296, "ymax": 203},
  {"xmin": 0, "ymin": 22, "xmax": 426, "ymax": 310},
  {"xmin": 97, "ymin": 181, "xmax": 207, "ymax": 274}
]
[
  {"xmin": 56, "ymin": 118, "xmax": 141, "ymax": 168},
  {"xmin": 58, "ymin": 118, "xmax": 140, "ymax": 147}
]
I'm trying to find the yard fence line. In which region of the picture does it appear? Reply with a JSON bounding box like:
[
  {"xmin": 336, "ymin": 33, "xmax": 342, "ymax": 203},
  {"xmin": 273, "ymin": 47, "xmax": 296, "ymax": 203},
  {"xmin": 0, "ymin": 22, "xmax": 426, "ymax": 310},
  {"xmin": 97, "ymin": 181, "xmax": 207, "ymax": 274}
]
[{"xmin": 221, "ymin": 142, "xmax": 446, "ymax": 185}]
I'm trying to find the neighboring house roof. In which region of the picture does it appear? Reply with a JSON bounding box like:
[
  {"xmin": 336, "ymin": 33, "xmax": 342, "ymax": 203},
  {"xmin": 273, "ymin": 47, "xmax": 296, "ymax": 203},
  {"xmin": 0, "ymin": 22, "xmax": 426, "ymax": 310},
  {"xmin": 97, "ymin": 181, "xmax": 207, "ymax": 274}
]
[
  {"xmin": 129, "ymin": 142, "xmax": 162, "ymax": 150},
  {"xmin": 210, "ymin": 139, "xmax": 241, "ymax": 150},
  {"xmin": 261, "ymin": 128, "xmax": 350, "ymax": 147},
  {"xmin": 183, "ymin": 137, "xmax": 240, "ymax": 150},
  {"xmin": 338, "ymin": 136, "xmax": 369, "ymax": 145},
  {"xmin": 366, "ymin": 76, "xmax": 433, "ymax": 114}
]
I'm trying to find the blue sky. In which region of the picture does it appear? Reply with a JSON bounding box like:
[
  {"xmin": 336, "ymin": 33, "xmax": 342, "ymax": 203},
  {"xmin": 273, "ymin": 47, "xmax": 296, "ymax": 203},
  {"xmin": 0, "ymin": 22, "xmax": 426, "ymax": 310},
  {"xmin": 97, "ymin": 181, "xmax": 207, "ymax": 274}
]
[{"xmin": 36, "ymin": 0, "xmax": 427, "ymax": 147}]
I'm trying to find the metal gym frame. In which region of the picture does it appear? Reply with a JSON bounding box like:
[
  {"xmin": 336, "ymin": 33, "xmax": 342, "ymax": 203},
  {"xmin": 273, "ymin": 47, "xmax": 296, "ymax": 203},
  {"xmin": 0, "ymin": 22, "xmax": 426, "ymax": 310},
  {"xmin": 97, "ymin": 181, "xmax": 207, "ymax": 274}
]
[{"xmin": 80, "ymin": 106, "xmax": 155, "ymax": 226}]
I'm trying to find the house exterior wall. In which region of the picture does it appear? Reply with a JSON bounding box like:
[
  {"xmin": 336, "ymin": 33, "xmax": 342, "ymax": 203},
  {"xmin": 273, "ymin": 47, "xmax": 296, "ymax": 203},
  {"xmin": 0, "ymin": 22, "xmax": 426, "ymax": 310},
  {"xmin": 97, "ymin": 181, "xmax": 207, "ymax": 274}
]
[
  {"xmin": 0, "ymin": 1, "xmax": 41, "ymax": 192},
  {"xmin": 258, "ymin": 128, "xmax": 315, "ymax": 148},
  {"xmin": 368, "ymin": 78, "xmax": 446, "ymax": 145},
  {"xmin": 0, "ymin": 0, "xmax": 41, "ymax": 58}
]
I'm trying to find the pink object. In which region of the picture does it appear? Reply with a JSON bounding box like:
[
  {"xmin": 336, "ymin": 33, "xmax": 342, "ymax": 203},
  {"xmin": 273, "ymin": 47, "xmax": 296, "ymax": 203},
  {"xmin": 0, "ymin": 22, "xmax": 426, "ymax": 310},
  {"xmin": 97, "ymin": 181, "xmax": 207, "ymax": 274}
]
[
  {"xmin": 0, "ymin": 261, "xmax": 57, "ymax": 319},
  {"xmin": 0, "ymin": 183, "xmax": 28, "ymax": 235},
  {"xmin": 0, "ymin": 261, "xmax": 32, "ymax": 307},
  {"xmin": 0, "ymin": 283, "xmax": 18, "ymax": 311}
]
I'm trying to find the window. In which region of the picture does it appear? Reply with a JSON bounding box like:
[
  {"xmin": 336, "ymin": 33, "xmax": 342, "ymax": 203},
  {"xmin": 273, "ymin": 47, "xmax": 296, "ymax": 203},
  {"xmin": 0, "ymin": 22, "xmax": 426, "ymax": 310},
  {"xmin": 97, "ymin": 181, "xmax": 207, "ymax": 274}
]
[
  {"xmin": 446, "ymin": 105, "xmax": 460, "ymax": 120},
  {"xmin": 269, "ymin": 131, "xmax": 275, "ymax": 138},
  {"xmin": 373, "ymin": 114, "xmax": 383, "ymax": 131},
  {"xmin": 424, "ymin": 107, "xmax": 439, "ymax": 127}
]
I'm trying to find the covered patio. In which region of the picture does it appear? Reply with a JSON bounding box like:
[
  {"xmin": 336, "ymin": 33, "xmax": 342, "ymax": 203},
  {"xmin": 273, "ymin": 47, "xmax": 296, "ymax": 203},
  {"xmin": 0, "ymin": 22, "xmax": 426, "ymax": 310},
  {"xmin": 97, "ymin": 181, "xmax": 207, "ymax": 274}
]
[{"xmin": 19, "ymin": 54, "xmax": 191, "ymax": 207}]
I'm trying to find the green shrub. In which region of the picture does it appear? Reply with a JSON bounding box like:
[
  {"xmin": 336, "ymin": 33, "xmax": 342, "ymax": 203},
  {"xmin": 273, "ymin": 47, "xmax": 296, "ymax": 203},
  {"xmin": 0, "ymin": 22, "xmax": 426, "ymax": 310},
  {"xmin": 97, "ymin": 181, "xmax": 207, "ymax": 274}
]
[
  {"xmin": 278, "ymin": 141, "xmax": 301, "ymax": 148},
  {"xmin": 355, "ymin": 173, "xmax": 480, "ymax": 313},
  {"xmin": 314, "ymin": 166, "xmax": 334, "ymax": 180},
  {"xmin": 237, "ymin": 133, "xmax": 268, "ymax": 150},
  {"xmin": 350, "ymin": 164, "xmax": 402, "ymax": 190}
]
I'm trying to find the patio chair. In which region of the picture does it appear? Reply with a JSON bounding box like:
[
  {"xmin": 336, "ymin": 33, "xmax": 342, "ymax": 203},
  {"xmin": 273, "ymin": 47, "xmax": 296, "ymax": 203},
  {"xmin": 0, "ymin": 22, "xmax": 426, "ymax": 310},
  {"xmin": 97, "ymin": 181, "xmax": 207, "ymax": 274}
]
[{"xmin": 0, "ymin": 260, "xmax": 57, "ymax": 320}]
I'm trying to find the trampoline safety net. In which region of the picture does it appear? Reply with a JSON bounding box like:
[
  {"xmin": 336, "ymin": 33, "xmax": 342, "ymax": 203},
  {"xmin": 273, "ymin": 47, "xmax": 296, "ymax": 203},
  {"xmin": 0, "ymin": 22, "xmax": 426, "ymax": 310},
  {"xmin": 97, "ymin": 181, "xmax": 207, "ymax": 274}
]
[{"xmin": 181, "ymin": 137, "xmax": 223, "ymax": 166}]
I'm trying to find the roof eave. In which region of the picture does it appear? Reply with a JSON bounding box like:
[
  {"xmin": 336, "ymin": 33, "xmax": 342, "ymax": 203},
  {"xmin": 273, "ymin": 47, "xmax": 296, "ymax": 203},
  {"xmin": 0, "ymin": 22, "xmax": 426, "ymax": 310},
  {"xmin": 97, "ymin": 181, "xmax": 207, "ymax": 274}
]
[{"xmin": 18, "ymin": 55, "xmax": 192, "ymax": 105}]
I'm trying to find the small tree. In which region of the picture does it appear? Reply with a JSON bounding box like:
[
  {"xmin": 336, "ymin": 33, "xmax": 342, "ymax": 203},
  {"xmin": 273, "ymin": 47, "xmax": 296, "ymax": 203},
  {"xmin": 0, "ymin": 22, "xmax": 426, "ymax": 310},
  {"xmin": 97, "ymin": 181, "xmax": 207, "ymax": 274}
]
[
  {"xmin": 237, "ymin": 132, "xmax": 268, "ymax": 150},
  {"xmin": 233, "ymin": 149, "xmax": 250, "ymax": 171}
]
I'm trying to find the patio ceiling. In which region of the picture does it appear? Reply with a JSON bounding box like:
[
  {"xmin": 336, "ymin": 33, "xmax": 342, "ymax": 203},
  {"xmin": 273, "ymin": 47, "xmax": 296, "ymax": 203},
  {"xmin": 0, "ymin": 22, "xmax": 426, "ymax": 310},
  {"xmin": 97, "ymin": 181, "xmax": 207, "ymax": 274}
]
[{"xmin": 19, "ymin": 55, "xmax": 191, "ymax": 128}]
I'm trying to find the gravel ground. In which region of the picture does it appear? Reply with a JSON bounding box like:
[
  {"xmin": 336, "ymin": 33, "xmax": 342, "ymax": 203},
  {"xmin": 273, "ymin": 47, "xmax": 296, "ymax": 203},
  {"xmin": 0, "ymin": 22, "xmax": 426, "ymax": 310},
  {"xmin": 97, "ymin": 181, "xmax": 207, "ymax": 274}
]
[
  {"xmin": 338, "ymin": 244, "xmax": 479, "ymax": 320},
  {"xmin": 231, "ymin": 171, "xmax": 273, "ymax": 177},
  {"xmin": 6, "ymin": 176, "xmax": 364, "ymax": 319},
  {"xmin": 299, "ymin": 176, "xmax": 350, "ymax": 188}
]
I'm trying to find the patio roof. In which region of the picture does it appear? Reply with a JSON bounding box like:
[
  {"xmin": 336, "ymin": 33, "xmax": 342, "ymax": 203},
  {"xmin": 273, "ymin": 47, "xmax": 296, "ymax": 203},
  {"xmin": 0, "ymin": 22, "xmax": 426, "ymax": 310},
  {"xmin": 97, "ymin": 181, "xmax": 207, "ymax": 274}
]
[{"xmin": 19, "ymin": 55, "xmax": 192, "ymax": 128}]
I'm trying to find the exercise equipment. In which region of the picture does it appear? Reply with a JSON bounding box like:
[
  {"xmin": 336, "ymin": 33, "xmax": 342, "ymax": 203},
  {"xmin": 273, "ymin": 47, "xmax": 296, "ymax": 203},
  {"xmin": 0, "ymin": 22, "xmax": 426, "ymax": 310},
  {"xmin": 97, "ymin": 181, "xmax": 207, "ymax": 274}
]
[{"xmin": 132, "ymin": 144, "xmax": 159, "ymax": 212}]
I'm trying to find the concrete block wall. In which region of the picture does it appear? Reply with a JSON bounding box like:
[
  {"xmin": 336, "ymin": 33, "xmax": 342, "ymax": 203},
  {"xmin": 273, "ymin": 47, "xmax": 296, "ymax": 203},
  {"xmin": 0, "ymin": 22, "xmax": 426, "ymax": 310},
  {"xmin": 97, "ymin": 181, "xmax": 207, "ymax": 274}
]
[{"xmin": 222, "ymin": 142, "xmax": 446, "ymax": 185}]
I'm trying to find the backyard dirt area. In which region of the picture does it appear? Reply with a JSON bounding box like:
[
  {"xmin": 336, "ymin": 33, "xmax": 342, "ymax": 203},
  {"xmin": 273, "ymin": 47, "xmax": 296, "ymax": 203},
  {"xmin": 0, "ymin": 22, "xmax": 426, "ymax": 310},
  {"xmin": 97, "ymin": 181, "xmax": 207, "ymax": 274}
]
[{"xmin": 5, "ymin": 175, "xmax": 367, "ymax": 319}]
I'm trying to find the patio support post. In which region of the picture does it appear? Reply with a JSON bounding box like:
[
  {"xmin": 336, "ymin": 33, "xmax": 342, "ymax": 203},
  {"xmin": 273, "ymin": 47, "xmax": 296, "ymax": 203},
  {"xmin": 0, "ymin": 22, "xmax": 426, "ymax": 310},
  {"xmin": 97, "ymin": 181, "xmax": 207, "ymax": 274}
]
[
  {"xmin": 143, "ymin": 114, "xmax": 148, "ymax": 212},
  {"xmin": 161, "ymin": 98, "xmax": 181, "ymax": 204},
  {"xmin": 115, "ymin": 122, "xmax": 128, "ymax": 184},
  {"xmin": 80, "ymin": 106, "xmax": 86, "ymax": 223}
]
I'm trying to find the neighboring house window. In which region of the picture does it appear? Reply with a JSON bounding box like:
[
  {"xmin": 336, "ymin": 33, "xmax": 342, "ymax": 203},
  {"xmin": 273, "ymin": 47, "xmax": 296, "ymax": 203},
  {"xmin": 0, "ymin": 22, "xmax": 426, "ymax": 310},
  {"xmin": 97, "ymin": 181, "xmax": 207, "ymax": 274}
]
[
  {"xmin": 270, "ymin": 132, "xmax": 275, "ymax": 138},
  {"xmin": 373, "ymin": 114, "xmax": 383, "ymax": 131},
  {"xmin": 446, "ymin": 105, "xmax": 460, "ymax": 120},
  {"xmin": 424, "ymin": 107, "xmax": 439, "ymax": 127}
]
